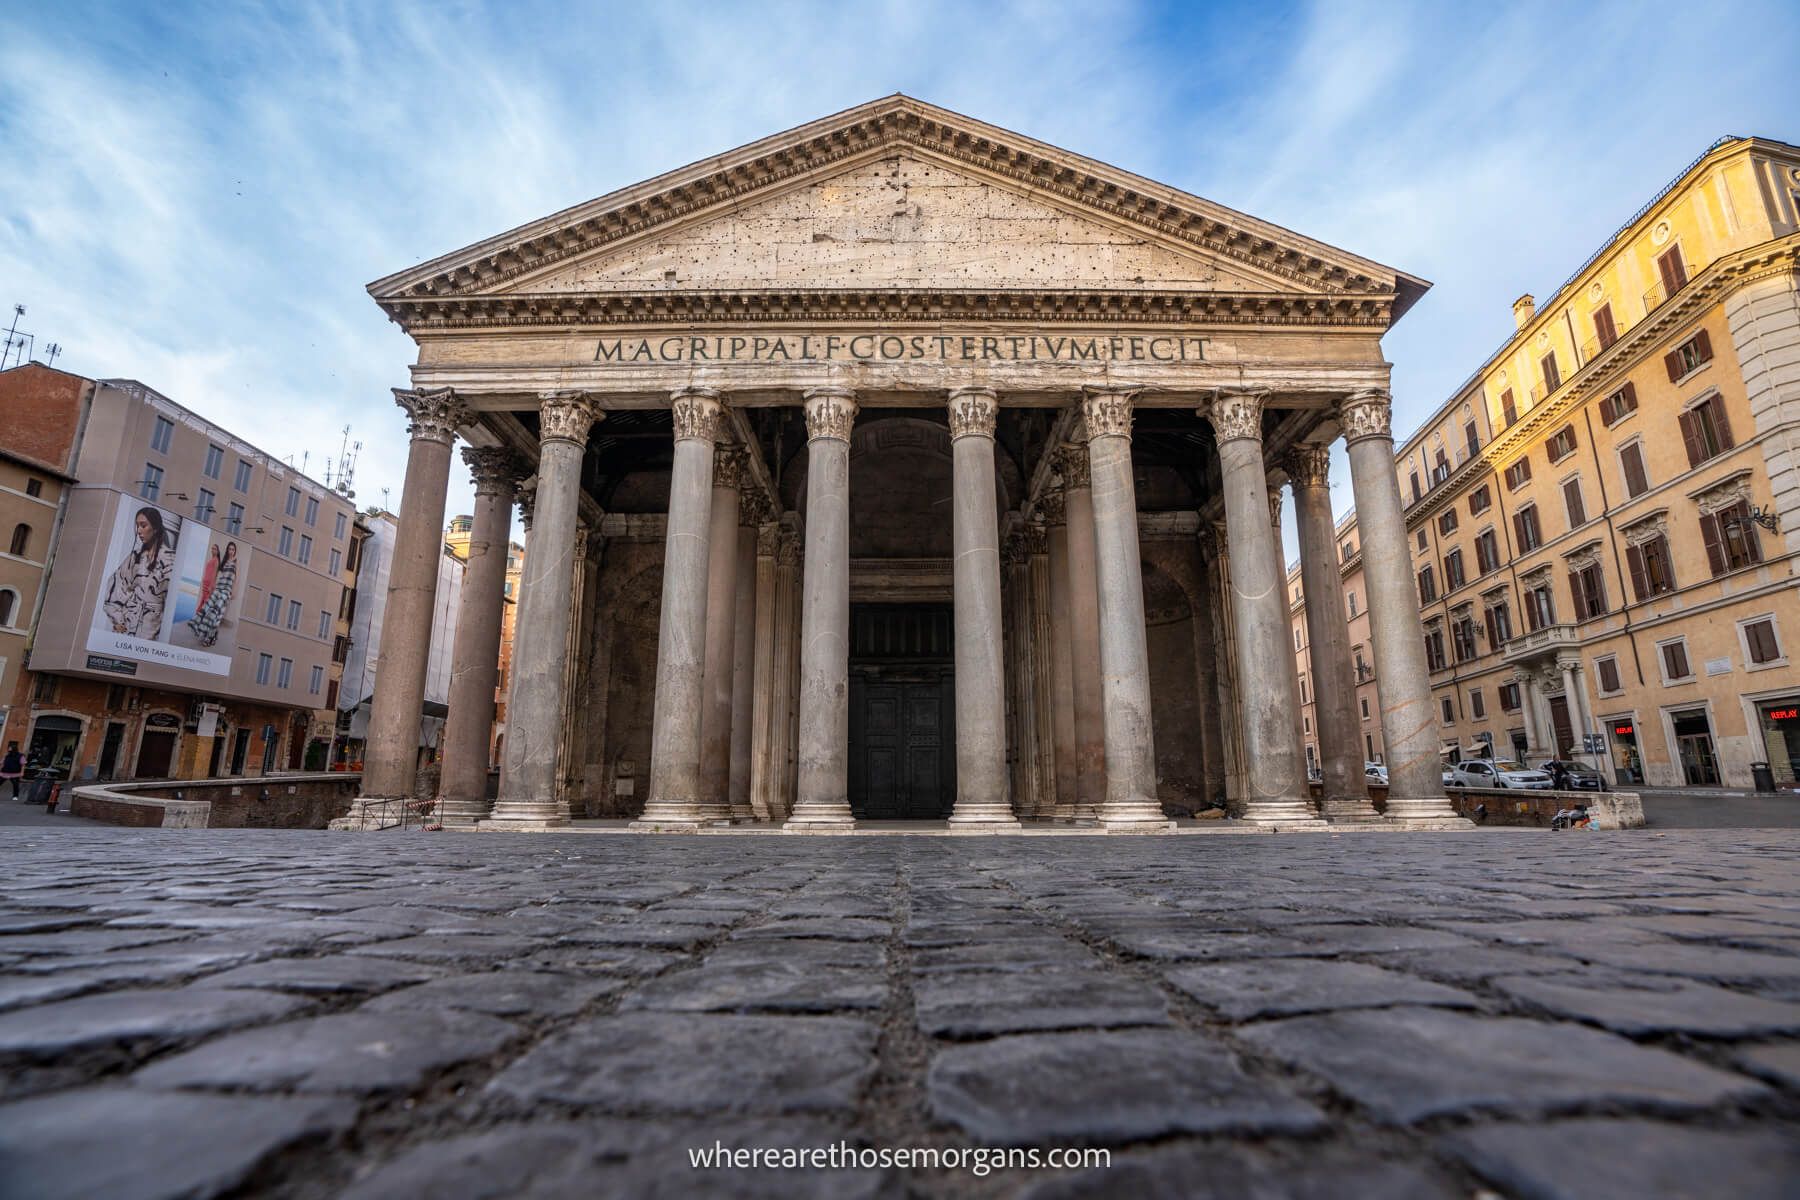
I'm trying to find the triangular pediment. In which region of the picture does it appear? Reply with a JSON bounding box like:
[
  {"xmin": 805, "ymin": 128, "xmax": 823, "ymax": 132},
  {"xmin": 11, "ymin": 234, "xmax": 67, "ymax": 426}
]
[{"xmin": 370, "ymin": 95, "xmax": 1427, "ymax": 322}]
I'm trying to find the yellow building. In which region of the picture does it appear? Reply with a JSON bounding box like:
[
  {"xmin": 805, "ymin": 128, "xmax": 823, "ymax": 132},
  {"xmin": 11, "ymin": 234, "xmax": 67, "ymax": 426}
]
[
  {"xmin": 443, "ymin": 515, "xmax": 523, "ymax": 764},
  {"xmin": 1294, "ymin": 134, "xmax": 1800, "ymax": 789}
]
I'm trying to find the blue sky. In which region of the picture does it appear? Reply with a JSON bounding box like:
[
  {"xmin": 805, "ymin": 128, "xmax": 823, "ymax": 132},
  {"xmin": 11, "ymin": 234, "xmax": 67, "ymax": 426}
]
[{"xmin": 2, "ymin": 0, "xmax": 1796, "ymax": 535}]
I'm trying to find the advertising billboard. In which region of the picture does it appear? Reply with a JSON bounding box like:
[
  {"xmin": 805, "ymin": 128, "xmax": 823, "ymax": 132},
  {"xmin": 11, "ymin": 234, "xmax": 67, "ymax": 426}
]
[{"xmin": 87, "ymin": 499, "xmax": 249, "ymax": 676}]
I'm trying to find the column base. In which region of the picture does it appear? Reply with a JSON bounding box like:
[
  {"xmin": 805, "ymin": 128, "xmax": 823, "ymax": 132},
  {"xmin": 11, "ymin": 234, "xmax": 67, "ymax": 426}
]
[
  {"xmin": 1321, "ymin": 796, "xmax": 1385, "ymax": 824},
  {"xmin": 1241, "ymin": 796, "xmax": 1329, "ymax": 828},
  {"xmin": 1098, "ymin": 796, "xmax": 1175, "ymax": 833},
  {"xmin": 948, "ymin": 802, "xmax": 1021, "ymax": 832},
  {"xmin": 1384, "ymin": 796, "xmax": 1474, "ymax": 827},
  {"xmin": 436, "ymin": 798, "xmax": 493, "ymax": 831},
  {"xmin": 329, "ymin": 796, "xmax": 406, "ymax": 831},
  {"xmin": 782, "ymin": 803, "xmax": 857, "ymax": 833},
  {"xmin": 630, "ymin": 800, "xmax": 730, "ymax": 832},
  {"xmin": 479, "ymin": 797, "xmax": 570, "ymax": 831}
]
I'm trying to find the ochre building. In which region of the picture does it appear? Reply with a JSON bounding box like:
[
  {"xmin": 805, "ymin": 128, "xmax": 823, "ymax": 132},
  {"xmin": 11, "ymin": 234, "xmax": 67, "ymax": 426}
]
[
  {"xmin": 348, "ymin": 96, "xmax": 1463, "ymax": 831},
  {"xmin": 1291, "ymin": 135, "xmax": 1800, "ymax": 789}
]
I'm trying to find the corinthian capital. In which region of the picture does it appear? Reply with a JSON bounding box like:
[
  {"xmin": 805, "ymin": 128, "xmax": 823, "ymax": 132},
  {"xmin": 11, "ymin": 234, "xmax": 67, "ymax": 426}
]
[
  {"xmin": 462, "ymin": 446, "xmax": 526, "ymax": 497},
  {"xmin": 1037, "ymin": 484, "xmax": 1066, "ymax": 526},
  {"xmin": 1205, "ymin": 389, "xmax": 1268, "ymax": 443},
  {"xmin": 1081, "ymin": 389, "xmax": 1137, "ymax": 440},
  {"xmin": 1284, "ymin": 443, "xmax": 1332, "ymax": 491},
  {"xmin": 671, "ymin": 387, "xmax": 725, "ymax": 444},
  {"xmin": 803, "ymin": 387, "xmax": 857, "ymax": 442},
  {"xmin": 712, "ymin": 442, "xmax": 746, "ymax": 491},
  {"xmin": 947, "ymin": 387, "xmax": 998, "ymax": 439},
  {"xmin": 393, "ymin": 387, "xmax": 469, "ymax": 446},
  {"xmin": 1055, "ymin": 444, "xmax": 1091, "ymax": 491},
  {"xmin": 539, "ymin": 391, "xmax": 601, "ymax": 446},
  {"xmin": 1338, "ymin": 389, "xmax": 1393, "ymax": 445}
]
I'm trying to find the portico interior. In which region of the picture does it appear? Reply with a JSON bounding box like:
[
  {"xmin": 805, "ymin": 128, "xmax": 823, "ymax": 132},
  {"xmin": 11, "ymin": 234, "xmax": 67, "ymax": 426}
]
[{"xmin": 345, "ymin": 94, "xmax": 1468, "ymax": 833}]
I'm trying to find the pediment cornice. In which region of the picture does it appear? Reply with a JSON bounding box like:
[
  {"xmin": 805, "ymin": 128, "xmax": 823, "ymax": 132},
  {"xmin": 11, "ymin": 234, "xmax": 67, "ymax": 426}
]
[{"xmin": 369, "ymin": 95, "xmax": 1425, "ymax": 321}]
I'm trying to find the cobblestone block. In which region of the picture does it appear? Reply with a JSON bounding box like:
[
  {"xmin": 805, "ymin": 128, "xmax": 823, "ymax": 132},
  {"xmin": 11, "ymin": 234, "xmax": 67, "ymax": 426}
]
[
  {"xmin": 364, "ymin": 969, "xmax": 624, "ymax": 1017},
  {"xmin": 914, "ymin": 968, "xmax": 1169, "ymax": 1037},
  {"xmin": 1493, "ymin": 970, "xmax": 1800, "ymax": 1036},
  {"xmin": 1445, "ymin": 1117, "xmax": 1800, "ymax": 1200},
  {"xmin": 0, "ymin": 984, "xmax": 308, "ymax": 1057},
  {"xmin": 1164, "ymin": 958, "xmax": 1478, "ymax": 1020}
]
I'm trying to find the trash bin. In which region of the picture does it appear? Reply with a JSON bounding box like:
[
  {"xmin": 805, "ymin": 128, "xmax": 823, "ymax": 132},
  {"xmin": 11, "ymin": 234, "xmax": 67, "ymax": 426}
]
[{"xmin": 1751, "ymin": 761, "xmax": 1776, "ymax": 794}]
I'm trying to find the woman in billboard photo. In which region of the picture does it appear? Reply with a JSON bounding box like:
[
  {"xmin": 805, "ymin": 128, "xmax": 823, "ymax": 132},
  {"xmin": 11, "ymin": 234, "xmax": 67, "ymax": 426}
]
[
  {"xmin": 198, "ymin": 542, "xmax": 221, "ymax": 612},
  {"xmin": 103, "ymin": 507, "xmax": 174, "ymax": 638},
  {"xmin": 186, "ymin": 540, "xmax": 238, "ymax": 647}
]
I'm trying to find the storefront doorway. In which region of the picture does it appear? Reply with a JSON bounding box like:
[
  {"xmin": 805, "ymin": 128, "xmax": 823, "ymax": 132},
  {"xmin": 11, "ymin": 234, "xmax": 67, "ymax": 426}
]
[
  {"xmin": 1756, "ymin": 699, "xmax": 1800, "ymax": 785},
  {"xmin": 26, "ymin": 715, "xmax": 81, "ymax": 780},
  {"xmin": 1605, "ymin": 716, "xmax": 1643, "ymax": 785},
  {"xmin": 97, "ymin": 721, "xmax": 126, "ymax": 781},
  {"xmin": 1672, "ymin": 708, "xmax": 1720, "ymax": 786},
  {"xmin": 848, "ymin": 603, "xmax": 955, "ymax": 820}
]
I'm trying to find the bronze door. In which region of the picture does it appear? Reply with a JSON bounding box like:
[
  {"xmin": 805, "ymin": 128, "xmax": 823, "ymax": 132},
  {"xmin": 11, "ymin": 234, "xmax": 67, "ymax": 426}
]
[{"xmin": 848, "ymin": 603, "xmax": 955, "ymax": 819}]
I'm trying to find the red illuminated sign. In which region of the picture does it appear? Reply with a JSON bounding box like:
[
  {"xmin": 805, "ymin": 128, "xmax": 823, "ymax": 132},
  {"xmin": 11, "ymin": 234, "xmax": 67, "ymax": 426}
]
[
  {"xmin": 1613, "ymin": 724, "xmax": 1635, "ymax": 736},
  {"xmin": 1770, "ymin": 708, "xmax": 1799, "ymax": 721}
]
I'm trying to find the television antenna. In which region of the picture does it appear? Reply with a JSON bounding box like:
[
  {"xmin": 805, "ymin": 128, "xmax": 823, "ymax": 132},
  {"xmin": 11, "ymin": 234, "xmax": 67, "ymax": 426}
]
[
  {"xmin": 1, "ymin": 305, "xmax": 25, "ymax": 370},
  {"xmin": 328, "ymin": 425, "xmax": 361, "ymax": 500}
]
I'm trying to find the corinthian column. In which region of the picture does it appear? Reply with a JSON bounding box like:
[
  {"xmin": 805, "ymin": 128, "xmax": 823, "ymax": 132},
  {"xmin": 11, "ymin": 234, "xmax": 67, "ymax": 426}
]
[
  {"xmin": 484, "ymin": 391, "xmax": 599, "ymax": 830},
  {"xmin": 1207, "ymin": 390, "xmax": 1322, "ymax": 826},
  {"xmin": 1040, "ymin": 487, "xmax": 1078, "ymax": 819},
  {"xmin": 1287, "ymin": 444, "xmax": 1379, "ymax": 822},
  {"xmin": 728, "ymin": 493, "xmax": 765, "ymax": 821},
  {"xmin": 696, "ymin": 443, "xmax": 745, "ymax": 821},
  {"xmin": 350, "ymin": 388, "xmax": 468, "ymax": 824},
  {"xmin": 633, "ymin": 388, "xmax": 727, "ymax": 831},
  {"xmin": 784, "ymin": 387, "xmax": 858, "ymax": 832},
  {"xmin": 438, "ymin": 446, "xmax": 524, "ymax": 828},
  {"xmin": 1339, "ymin": 389, "xmax": 1469, "ymax": 826},
  {"xmin": 946, "ymin": 387, "xmax": 1019, "ymax": 830},
  {"xmin": 1060, "ymin": 442, "xmax": 1105, "ymax": 823},
  {"xmin": 1082, "ymin": 390, "xmax": 1172, "ymax": 831}
]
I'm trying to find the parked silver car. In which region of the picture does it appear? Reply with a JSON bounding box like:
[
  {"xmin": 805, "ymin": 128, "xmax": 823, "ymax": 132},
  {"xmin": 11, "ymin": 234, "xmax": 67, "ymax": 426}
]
[{"xmin": 1450, "ymin": 759, "xmax": 1554, "ymax": 790}]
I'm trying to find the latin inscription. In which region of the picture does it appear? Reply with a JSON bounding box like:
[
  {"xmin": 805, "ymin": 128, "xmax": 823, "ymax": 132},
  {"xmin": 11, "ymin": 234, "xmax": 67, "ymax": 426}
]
[{"xmin": 594, "ymin": 333, "xmax": 1206, "ymax": 364}]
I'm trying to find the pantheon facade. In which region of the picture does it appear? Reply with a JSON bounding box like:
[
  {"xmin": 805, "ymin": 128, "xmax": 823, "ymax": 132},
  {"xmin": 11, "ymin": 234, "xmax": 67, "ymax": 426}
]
[{"xmin": 348, "ymin": 96, "xmax": 1465, "ymax": 833}]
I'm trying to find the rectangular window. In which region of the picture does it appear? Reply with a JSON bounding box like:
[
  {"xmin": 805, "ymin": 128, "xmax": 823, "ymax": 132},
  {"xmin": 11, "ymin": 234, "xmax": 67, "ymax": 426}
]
[
  {"xmin": 1744, "ymin": 618, "xmax": 1782, "ymax": 665},
  {"xmin": 203, "ymin": 444, "xmax": 224, "ymax": 479},
  {"xmin": 195, "ymin": 488, "xmax": 215, "ymax": 524},
  {"xmin": 256, "ymin": 653, "xmax": 273, "ymax": 685},
  {"xmin": 328, "ymin": 548, "xmax": 342, "ymax": 575},
  {"xmin": 286, "ymin": 599, "xmax": 302, "ymax": 630},
  {"xmin": 1504, "ymin": 457, "xmax": 1533, "ymax": 490},
  {"xmin": 1596, "ymin": 656, "xmax": 1622, "ymax": 693},
  {"xmin": 1418, "ymin": 565, "xmax": 1438, "ymax": 605},
  {"xmin": 1361, "ymin": 697, "xmax": 1370, "ymax": 720},
  {"xmin": 334, "ymin": 511, "xmax": 348, "ymax": 540},
  {"xmin": 1541, "ymin": 352, "xmax": 1562, "ymax": 393},
  {"xmin": 277, "ymin": 658, "xmax": 294, "ymax": 689},
  {"xmin": 1665, "ymin": 329, "xmax": 1714, "ymax": 383},
  {"xmin": 1525, "ymin": 581, "xmax": 1556, "ymax": 631},
  {"xmin": 304, "ymin": 496, "xmax": 319, "ymax": 526},
  {"xmin": 285, "ymin": 487, "xmax": 301, "ymax": 517},
  {"xmin": 226, "ymin": 502, "xmax": 244, "ymax": 535},
  {"xmin": 1347, "ymin": 591, "xmax": 1358, "ymax": 618},
  {"xmin": 1546, "ymin": 425, "xmax": 1578, "ymax": 463},
  {"xmin": 139, "ymin": 463, "xmax": 163, "ymax": 502},
  {"xmin": 1445, "ymin": 549, "xmax": 1466, "ymax": 590},
  {"xmin": 1514, "ymin": 505, "xmax": 1542, "ymax": 552},
  {"xmin": 1475, "ymin": 529, "xmax": 1500, "ymax": 575},
  {"xmin": 1433, "ymin": 448, "xmax": 1451, "ymax": 483},
  {"xmin": 318, "ymin": 610, "xmax": 331, "ymax": 639},
  {"xmin": 1410, "ymin": 472, "xmax": 1422, "ymax": 504},
  {"xmin": 1657, "ymin": 248, "xmax": 1689, "ymax": 298},
  {"xmin": 309, "ymin": 664, "xmax": 324, "ymax": 695},
  {"xmin": 1500, "ymin": 388, "xmax": 1517, "ymax": 427},
  {"xmin": 233, "ymin": 460, "xmax": 253, "ymax": 492},
  {"xmin": 1563, "ymin": 478, "xmax": 1587, "ymax": 528},
  {"xmin": 1469, "ymin": 485, "xmax": 1491, "ymax": 516},
  {"xmin": 1593, "ymin": 302, "xmax": 1618, "ymax": 351},
  {"xmin": 1679, "ymin": 394, "xmax": 1734, "ymax": 467},
  {"xmin": 1470, "ymin": 688, "xmax": 1487, "ymax": 719},
  {"xmin": 1438, "ymin": 509, "xmax": 1458, "ymax": 535},
  {"xmin": 1624, "ymin": 534, "xmax": 1677, "ymax": 600},
  {"xmin": 1619, "ymin": 442, "xmax": 1650, "ymax": 498},
  {"xmin": 1416, "ymin": 529, "xmax": 1428, "ymax": 552},
  {"xmin": 1452, "ymin": 617, "xmax": 1478, "ymax": 661},
  {"xmin": 1464, "ymin": 421, "xmax": 1480, "ymax": 458},
  {"xmin": 24, "ymin": 478, "xmax": 40, "ymax": 496},
  {"xmin": 1599, "ymin": 381, "xmax": 1638, "ymax": 425},
  {"xmin": 1441, "ymin": 697, "xmax": 1456, "ymax": 723},
  {"xmin": 1660, "ymin": 639, "xmax": 1692, "ymax": 682},
  {"xmin": 298, "ymin": 534, "xmax": 313, "ymax": 566},
  {"xmin": 1569, "ymin": 561, "xmax": 1608, "ymax": 620},
  {"xmin": 1700, "ymin": 500, "xmax": 1764, "ymax": 576},
  {"xmin": 150, "ymin": 415, "xmax": 174, "ymax": 454},
  {"xmin": 265, "ymin": 593, "xmax": 283, "ymax": 624},
  {"xmin": 1486, "ymin": 600, "xmax": 1514, "ymax": 650},
  {"xmin": 1424, "ymin": 629, "xmax": 1447, "ymax": 672},
  {"xmin": 279, "ymin": 526, "xmax": 294, "ymax": 557},
  {"xmin": 1499, "ymin": 682, "xmax": 1521, "ymax": 711}
]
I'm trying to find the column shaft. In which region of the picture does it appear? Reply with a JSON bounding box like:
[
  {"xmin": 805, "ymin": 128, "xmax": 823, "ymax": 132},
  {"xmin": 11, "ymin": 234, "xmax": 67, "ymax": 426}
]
[
  {"xmin": 1027, "ymin": 525, "xmax": 1058, "ymax": 819},
  {"xmin": 635, "ymin": 389, "xmax": 725, "ymax": 830},
  {"xmin": 1288, "ymin": 445, "xmax": 1379, "ymax": 822},
  {"xmin": 728, "ymin": 518, "xmax": 758, "ymax": 820},
  {"xmin": 696, "ymin": 445, "xmax": 744, "ymax": 820},
  {"xmin": 1083, "ymin": 391, "xmax": 1171, "ymax": 830},
  {"xmin": 1042, "ymin": 494, "xmax": 1078, "ymax": 819},
  {"xmin": 486, "ymin": 393, "xmax": 598, "ymax": 830},
  {"xmin": 1190, "ymin": 532, "xmax": 1228, "ymax": 809},
  {"xmin": 1340, "ymin": 390, "xmax": 1468, "ymax": 825},
  {"xmin": 1208, "ymin": 392, "xmax": 1321, "ymax": 825},
  {"xmin": 748, "ymin": 522, "xmax": 779, "ymax": 820},
  {"xmin": 438, "ymin": 448, "xmax": 521, "ymax": 828},
  {"xmin": 786, "ymin": 389, "xmax": 858, "ymax": 830},
  {"xmin": 1061, "ymin": 448, "xmax": 1105, "ymax": 822}
]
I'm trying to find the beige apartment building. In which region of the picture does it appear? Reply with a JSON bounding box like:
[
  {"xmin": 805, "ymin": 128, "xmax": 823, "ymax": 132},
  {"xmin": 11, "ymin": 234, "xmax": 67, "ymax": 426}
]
[
  {"xmin": 10, "ymin": 378, "xmax": 357, "ymax": 781},
  {"xmin": 1292, "ymin": 135, "xmax": 1800, "ymax": 789},
  {"xmin": 445, "ymin": 514, "xmax": 523, "ymax": 764}
]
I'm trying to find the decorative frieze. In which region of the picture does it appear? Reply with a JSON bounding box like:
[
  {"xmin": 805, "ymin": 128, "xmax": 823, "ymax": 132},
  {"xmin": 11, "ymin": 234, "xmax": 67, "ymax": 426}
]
[
  {"xmin": 393, "ymin": 387, "xmax": 469, "ymax": 446},
  {"xmin": 947, "ymin": 387, "xmax": 998, "ymax": 439},
  {"xmin": 1337, "ymin": 388, "xmax": 1394, "ymax": 445},
  {"xmin": 538, "ymin": 391, "xmax": 601, "ymax": 445},
  {"xmin": 1081, "ymin": 389, "xmax": 1136, "ymax": 439},
  {"xmin": 670, "ymin": 388, "xmax": 725, "ymax": 443},
  {"xmin": 1621, "ymin": 511, "xmax": 1670, "ymax": 547},
  {"xmin": 803, "ymin": 387, "xmax": 857, "ymax": 442},
  {"xmin": 1206, "ymin": 389, "xmax": 1266, "ymax": 442},
  {"xmin": 1694, "ymin": 472, "xmax": 1754, "ymax": 516},
  {"xmin": 1284, "ymin": 444, "xmax": 1332, "ymax": 490},
  {"xmin": 462, "ymin": 446, "xmax": 526, "ymax": 497},
  {"xmin": 1562, "ymin": 540, "xmax": 1604, "ymax": 570}
]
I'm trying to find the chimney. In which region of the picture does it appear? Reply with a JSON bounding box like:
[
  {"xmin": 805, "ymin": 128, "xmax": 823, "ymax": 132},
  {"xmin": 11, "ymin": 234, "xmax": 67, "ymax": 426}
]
[{"xmin": 1511, "ymin": 293, "xmax": 1536, "ymax": 329}]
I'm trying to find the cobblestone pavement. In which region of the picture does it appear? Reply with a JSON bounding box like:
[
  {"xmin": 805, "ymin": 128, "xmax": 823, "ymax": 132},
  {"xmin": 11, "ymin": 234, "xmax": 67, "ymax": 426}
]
[{"xmin": 0, "ymin": 828, "xmax": 1795, "ymax": 1198}]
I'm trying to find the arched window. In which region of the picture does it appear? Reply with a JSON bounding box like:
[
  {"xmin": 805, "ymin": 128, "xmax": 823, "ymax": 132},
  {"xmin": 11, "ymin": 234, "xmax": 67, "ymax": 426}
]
[
  {"xmin": 0, "ymin": 588, "xmax": 16, "ymax": 627},
  {"xmin": 8, "ymin": 523, "xmax": 28, "ymax": 556}
]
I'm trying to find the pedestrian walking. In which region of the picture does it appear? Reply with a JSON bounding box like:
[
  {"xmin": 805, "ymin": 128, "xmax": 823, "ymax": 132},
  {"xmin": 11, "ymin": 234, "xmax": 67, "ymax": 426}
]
[{"xmin": 0, "ymin": 743, "xmax": 22, "ymax": 801}]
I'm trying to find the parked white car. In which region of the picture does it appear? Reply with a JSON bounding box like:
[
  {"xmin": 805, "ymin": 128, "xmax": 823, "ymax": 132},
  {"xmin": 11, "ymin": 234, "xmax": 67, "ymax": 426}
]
[
  {"xmin": 1450, "ymin": 759, "xmax": 1554, "ymax": 790},
  {"xmin": 1364, "ymin": 761, "xmax": 1388, "ymax": 785}
]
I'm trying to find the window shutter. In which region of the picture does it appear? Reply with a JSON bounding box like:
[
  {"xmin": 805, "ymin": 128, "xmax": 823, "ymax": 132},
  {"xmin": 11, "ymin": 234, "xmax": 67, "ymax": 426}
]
[
  {"xmin": 1567, "ymin": 571, "xmax": 1584, "ymax": 617},
  {"xmin": 1626, "ymin": 544, "xmax": 1649, "ymax": 600},
  {"xmin": 1710, "ymin": 395, "xmax": 1735, "ymax": 450},
  {"xmin": 1620, "ymin": 381, "xmax": 1637, "ymax": 412},
  {"xmin": 1620, "ymin": 443, "xmax": 1648, "ymax": 496},
  {"xmin": 1679, "ymin": 410, "xmax": 1705, "ymax": 467},
  {"xmin": 1694, "ymin": 328, "xmax": 1712, "ymax": 364},
  {"xmin": 1565, "ymin": 480, "xmax": 1586, "ymax": 526},
  {"xmin": 1500, "ymin": 389, "xmax": 1516, "ymax": 425},
  {"xmin": 1699, "ymin": 512, "xmax": 1727, "ymax": 576},
  {"xmin": 1512, "ymin": 511, "xmax": 1526, "ymax": 547},
  {"xmin": 1665, "ymin": 348, "xmax": 1685, "ymax": 382},
  {"xmin": 1598, "ymin": 658, "xmax": 1619, "ymax": 691}
]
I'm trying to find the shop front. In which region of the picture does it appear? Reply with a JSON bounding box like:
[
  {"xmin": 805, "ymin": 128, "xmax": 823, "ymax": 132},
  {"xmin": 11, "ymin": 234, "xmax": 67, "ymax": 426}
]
[
  {"xmin": 1755, "ymin": 699, "xmax": 1800, "ymax": 785},
  {"xmin": 1604, "ymin": 715, "xmax": 1643, "ymax": 785}
]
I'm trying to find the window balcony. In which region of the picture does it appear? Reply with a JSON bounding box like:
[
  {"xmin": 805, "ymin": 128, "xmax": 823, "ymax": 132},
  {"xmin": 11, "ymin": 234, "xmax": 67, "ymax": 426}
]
[{"xmin": 1501, "ymin": 622, "xmax": 1580, "ymax": 664}]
